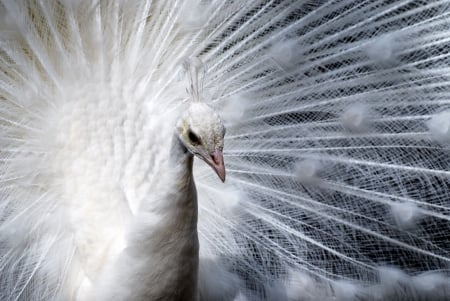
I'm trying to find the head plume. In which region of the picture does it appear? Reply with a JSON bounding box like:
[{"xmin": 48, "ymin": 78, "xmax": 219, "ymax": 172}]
[{"xmin": 182, "ymin": 57, "xmax": 206, "ymax": 103}]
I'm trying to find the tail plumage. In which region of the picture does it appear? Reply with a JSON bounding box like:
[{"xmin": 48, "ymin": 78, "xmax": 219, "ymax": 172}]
[{"xmin": 1, "ymin": 1, "xmax": 450, "ymax": 300}]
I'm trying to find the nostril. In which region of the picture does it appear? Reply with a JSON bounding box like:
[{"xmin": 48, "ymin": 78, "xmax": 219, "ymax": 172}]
[{"xmin": 210, "ymin": 150, "xmax": 223, "ymax": 165}]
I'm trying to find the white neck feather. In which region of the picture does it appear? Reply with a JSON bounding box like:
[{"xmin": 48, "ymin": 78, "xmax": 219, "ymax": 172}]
[{"xmin": 94, "ymin": 135, "xmax": 199, "ymax": 301}]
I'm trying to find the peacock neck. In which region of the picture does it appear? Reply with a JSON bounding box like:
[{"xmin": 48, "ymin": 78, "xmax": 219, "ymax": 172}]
[
  {"xmin": 129, "ymin": 133, "xmax": 200, "ymax": 299},
  {"xmin": 95, "ymin": 135, "xmax": 200, "ymax": 301},
  {"xmin": 170, "ymin": 132, "xmax": 194, "ymax": 170}
]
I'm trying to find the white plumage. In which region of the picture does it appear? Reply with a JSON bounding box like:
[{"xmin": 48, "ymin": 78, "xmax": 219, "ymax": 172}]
[{"xmin": 1, "ymin": 1, "xmax": 450, "ymax": 300}]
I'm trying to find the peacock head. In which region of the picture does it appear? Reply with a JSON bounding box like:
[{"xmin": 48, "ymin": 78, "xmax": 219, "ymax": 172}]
[{"xmin": 176, "ymin": 102, "xmax": 226, "ymax": 182}]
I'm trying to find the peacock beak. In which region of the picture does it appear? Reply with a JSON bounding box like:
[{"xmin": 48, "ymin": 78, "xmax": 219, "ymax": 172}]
[{"xmin": 209, "ymin": 149, "xmax": 226, "ymax": 182}]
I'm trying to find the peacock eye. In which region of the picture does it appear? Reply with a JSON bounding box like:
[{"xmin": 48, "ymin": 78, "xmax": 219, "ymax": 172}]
[{"xmin": 188, "ymin": 130, "xmax": 201, "ymax": 145}]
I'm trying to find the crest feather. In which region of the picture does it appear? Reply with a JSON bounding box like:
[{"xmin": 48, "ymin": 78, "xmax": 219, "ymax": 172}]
[{"xmin": 182, "ymin": 57, "xmax": 206, "ymax": 103}]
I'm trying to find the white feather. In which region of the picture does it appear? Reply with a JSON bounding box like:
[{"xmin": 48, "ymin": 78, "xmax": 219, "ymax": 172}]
[{"xmin": 427, "ymin": 110, "xmax": 450, "ymax": 143}]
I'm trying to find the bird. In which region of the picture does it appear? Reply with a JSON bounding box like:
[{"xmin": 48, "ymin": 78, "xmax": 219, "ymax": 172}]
[
  {"xmin": 0, "ymin": 0, "xmax": 450, "ymax": 301},
  {"xmin": 93, "ymin": 59, "xmax": 226, "ymax": 301}
]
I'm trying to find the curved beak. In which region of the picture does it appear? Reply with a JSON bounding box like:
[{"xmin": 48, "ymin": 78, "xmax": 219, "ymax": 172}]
[{"xmin": 208, "ymin": 149, "xmax": 226, "ymax": 182}]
